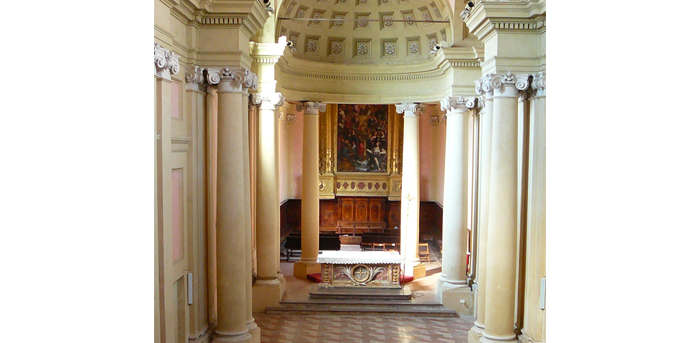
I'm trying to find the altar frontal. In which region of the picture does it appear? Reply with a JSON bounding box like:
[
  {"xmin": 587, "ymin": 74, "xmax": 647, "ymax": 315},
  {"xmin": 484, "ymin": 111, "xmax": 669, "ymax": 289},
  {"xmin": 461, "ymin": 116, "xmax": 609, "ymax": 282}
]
[{"xmin": 317, "ymin": 251, "xmax": 403, "ymax": 289}]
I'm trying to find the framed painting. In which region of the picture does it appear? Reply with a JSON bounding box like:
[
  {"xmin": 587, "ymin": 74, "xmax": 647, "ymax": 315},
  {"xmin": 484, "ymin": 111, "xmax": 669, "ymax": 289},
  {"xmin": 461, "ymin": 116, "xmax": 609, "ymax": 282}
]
[{"xmin": 336, "ymin": 104, "xmax": 390, "ymax": 173}]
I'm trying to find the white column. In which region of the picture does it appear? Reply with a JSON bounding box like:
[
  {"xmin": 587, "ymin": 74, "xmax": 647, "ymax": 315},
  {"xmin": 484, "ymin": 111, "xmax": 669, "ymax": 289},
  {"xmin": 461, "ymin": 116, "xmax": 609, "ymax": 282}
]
[
  {"xmin": 251, "ymin": 92, "xmax": 286, "ymax": 310},
  {"xmin": 207, "ymin": 66, "xmax": 259, "ymax": 343},
  {"xmin": 293, "ymin": 102, "xmax": 327, "ymax": 279},
  {"xmin": 436, "ymin": 96, "xmax": 478, "ymax": 300},
  {"xmin": 481, "ymin": 72, "xmax": 530, "ymax": 343},
  {"xmin": 395, "ymin": 103, "xmax": 421, "ymax": 277},
  {"xmin": 469, "ymin": 74, "xmax": 495, "ymax": 343}
]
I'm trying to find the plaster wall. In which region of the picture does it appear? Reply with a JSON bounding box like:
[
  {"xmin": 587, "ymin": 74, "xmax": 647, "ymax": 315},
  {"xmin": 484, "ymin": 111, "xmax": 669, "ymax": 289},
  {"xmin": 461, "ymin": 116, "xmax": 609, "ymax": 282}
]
[
  {"xmin": 285, "ymin": 108, "xmax": 304, "ymax": 200},
  {"xmin": 278, "ymin": 114, "xmax": 289, "ymax": 203}
]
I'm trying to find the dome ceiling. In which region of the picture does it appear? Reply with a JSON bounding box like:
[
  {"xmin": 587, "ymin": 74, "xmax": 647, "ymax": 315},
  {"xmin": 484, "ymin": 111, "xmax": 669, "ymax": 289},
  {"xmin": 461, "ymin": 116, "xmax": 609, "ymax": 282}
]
[{"xmin": 276, "ymin": 0, "xmax": 453, "ymax": 65}]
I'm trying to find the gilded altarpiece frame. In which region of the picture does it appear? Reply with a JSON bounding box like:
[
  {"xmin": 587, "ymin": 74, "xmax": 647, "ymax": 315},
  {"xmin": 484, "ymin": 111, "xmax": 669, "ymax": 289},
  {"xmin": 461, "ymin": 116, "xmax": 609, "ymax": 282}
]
[{"xmin": 318, "ymin": 104, "xmax": 403, "ymax": 200}]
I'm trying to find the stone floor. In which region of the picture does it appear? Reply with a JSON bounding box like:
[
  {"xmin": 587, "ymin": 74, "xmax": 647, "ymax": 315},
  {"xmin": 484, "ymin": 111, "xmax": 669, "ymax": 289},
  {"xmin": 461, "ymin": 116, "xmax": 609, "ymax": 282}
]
[
  {"xmin": 257, "ymin": 261, "xmax": 475, "ymax": 342},
  {"xmin": 256, "ymin": 314, "xmax": 475, "ymax": 343}
]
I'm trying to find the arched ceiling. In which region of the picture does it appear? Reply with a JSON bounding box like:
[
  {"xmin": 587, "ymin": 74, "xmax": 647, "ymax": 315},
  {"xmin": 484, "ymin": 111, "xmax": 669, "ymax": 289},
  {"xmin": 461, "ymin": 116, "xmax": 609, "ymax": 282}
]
[{"xmin": 276, "ymin": 0, "xmax": 453, "ymax": 65}]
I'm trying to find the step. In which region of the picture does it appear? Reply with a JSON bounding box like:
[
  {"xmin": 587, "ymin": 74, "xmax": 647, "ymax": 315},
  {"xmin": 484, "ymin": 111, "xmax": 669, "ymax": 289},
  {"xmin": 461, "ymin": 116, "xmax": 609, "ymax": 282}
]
[{"xmin": 265, "ymin": 305, "xmax": 458, "ymax": 317}]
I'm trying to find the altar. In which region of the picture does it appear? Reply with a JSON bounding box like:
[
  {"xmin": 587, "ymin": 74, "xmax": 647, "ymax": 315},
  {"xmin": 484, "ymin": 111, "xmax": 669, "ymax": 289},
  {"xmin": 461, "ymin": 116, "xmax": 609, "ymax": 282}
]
[{"xmin": 317, "ymin": 251, "xmax": 403, "ymax": 289}]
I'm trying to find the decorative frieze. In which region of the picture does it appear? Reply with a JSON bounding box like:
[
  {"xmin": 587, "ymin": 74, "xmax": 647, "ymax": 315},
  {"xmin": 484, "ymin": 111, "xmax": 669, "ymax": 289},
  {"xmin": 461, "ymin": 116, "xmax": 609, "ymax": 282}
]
[
  {"xmin": 204, "ymin": 66, "xmax": 258, "ymax": 92},
  {"xmin": 154, "ymin": 43, "xmax": 180, "ymax": 79},
  {"xmin": 185, "ymin": 66, "xmax": 205, "ymax": 91}
]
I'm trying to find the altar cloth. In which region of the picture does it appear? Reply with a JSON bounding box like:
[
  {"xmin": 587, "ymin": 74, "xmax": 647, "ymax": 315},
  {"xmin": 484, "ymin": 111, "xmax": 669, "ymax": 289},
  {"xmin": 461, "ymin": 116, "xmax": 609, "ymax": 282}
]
[{"xmin": 317, "ymin": 251, "xmax": 404, "ymax": 264}]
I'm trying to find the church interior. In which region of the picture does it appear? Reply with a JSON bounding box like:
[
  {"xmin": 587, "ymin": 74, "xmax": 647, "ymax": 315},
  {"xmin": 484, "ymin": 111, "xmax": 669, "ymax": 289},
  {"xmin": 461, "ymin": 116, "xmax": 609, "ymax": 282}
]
[{"xmin": 154, "ymin": 0, "xmax": 546, "ymax": 342}]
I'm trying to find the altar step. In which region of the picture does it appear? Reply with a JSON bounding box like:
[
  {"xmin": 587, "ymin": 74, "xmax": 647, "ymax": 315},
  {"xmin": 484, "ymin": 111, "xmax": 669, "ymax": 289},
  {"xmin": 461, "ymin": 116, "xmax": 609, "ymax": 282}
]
[{"xmin": 266, "ymin": 298, "xmax": 458, "ymax": 318}]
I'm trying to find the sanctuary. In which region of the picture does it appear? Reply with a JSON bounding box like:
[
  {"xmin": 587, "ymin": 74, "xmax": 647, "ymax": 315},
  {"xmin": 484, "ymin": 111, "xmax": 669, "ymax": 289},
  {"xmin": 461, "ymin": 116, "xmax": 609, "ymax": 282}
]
[{"xmin": 155, "ymin": 0, "xmax": 546, "ymax": 342}]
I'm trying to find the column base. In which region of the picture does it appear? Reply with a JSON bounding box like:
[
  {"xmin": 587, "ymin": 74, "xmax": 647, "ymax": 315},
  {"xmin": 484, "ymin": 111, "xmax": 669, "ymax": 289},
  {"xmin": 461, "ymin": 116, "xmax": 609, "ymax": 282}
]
[
  {"xmin": 247, "ymin": 323, "xmax": 260, "ymax": 343},
  {"xmin": 293, "ymin": 261, "xmax": 321, "ymax": 279},
  {"xmin": 468, "ymin": 325, "xmax": 485, "ymax": 343},
  {"xmin": 212, "ymin": 330, "xmax": 252, "ymax": 343},
  {"xmin": 435, "ymin": 275, "xmax": 473, "ymax": 317},
  {"xmin": 252, "ymin": 274, "xmax": 286, "ymax": 313},
  {"xmin": 480, "ymin": 332, "xmax": 517, "ymax": 343}
]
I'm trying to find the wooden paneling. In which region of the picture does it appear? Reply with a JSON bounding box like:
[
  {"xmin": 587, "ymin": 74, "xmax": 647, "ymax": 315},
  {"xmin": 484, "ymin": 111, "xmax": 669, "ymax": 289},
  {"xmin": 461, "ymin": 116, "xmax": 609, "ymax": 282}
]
[
  {"xmin": 280, "ymin": 198, "xmax": 443, "ymax": 246},
  {"xmin": 387, "ymin": 200, "xmax": 401, "ymax": 230},
  {"xmin": 320, "ymin": 199, "xmax": 337, "ymax": 231}
]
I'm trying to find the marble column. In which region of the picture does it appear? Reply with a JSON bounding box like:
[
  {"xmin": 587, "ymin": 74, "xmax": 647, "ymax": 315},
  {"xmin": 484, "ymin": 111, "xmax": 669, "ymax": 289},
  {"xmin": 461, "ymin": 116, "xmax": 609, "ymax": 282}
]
[
  {"xmin": 395, "ymin": 103, "xmax": 421, "ymax": 277},
  {"xmin": 469, "ymin": 74, "xmax": 495, "ymax": 343},
  {"xmin": 206, "ymin": 66, "xmax": 259, "ymax": 343},
  {"xmin": 251, "ymin": 92, "xmax": 286, "ymax": 311},
  {"xmin": 436, "ymin": 96, "xmax": 478, "ymax": 304},
  {"xmin": 480, "ymin": 72, "xmax": 530, "ymax": 343},
  {"xmin": 293, "ymin": 102, "xmax": 327, "ymax": 279}
]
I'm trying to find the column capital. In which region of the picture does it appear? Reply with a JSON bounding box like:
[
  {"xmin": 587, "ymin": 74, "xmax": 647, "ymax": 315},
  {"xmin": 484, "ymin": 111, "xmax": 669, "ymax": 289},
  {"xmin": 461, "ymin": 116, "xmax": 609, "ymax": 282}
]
[
  {"xmin": 185, "ymin": 66, "xmax": 206, "ymax": 92},
  {"xmin": 395, "ymin": 103, "xmax": 423, "ymax": 117},
  {"xmin": 204, "ymin": 67, "xmax": 258, "ymax": 93},
  {"xmin": 531, "ymin": 70, "xmax": 546, "ymax": 98},
  {"xmin": 251, "ymin": 92, "xmax": 285, "ymax": 110},
  {"xmin": 476, "ymin": 72, "xmax": 530, "ymax": 98},
  {"xmin": 154, "ymin": 43, "xmax": 180, "ymax": 80},
  {"xmin": 296, "ymin": 102, "xmax": 327, "ymax": 114},
  {"xmin": 440, "ymin": 96, "xmax": 478, "ymax": 113}
]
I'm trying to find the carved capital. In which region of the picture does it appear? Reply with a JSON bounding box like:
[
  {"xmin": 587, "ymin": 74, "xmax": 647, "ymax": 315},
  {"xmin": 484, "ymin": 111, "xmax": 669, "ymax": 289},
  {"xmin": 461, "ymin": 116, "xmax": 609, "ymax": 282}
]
[
  {"xmin": 154, "ymin": 43, "xmax": 180, "ymax": 79},
  {"xmin": 204, "ymin": 66, "xmax": 258, "ymax": 93},
  {"xmin": 395, "ymin": 103, "xmax": 423, "ymax": 117},
  {"xmin": 440, "ymin": 96, "xmax": 478, "ymax": 112},
  {"xmin": 490, "ymin": 71, "xmax": 530, "ymax": 97},
  {"xmin": 296, "ymin": 102, "xmax": 327, "ymax": 114},
  {"xmin": 185, "ymin": 66, "xmax": 205, "ymax": 91},
  {"xmin": 531, "ymin": 71, "xmax": 546, "ymax": 97},
  {"xmin": 251, "ymin": 92, "xmax": 285, "ymax": 109}
]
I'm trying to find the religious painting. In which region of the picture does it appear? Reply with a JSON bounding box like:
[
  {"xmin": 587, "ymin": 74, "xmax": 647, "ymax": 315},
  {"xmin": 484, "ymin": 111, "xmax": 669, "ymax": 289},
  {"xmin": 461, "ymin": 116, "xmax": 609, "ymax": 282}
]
[{"xmin": 336, "ymin": 104, "xmax": 389, "ymax": 173}]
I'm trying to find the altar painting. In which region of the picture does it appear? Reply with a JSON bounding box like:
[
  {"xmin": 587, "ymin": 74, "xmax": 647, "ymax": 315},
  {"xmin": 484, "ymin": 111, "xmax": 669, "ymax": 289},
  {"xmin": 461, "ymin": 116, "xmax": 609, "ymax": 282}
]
[{"xmin": 336, "ymin": 104, "xmax": 389, "ymax": 173}]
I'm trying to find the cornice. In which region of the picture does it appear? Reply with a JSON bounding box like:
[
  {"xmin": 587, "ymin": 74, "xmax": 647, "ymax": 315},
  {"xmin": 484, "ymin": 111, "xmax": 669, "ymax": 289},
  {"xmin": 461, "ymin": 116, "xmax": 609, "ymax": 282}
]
[
  {"xmin": 465, "ymin": 0, "xmax": 546, "ymax": 41},
  {"xmin": 276, "ymin": 49, "xmax": 452, "ymax": 82}
]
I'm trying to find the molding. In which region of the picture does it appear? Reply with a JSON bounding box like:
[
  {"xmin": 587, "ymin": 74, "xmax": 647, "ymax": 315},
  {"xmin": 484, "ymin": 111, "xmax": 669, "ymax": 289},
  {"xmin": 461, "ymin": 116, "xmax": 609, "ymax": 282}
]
[
  {"xmin": 465, "ymin": 0, "xmax": 546, "ymax": 41},
  {"xmin": 154, "ymin": 43, "xmax": 181, "ymax": 80},
  {"xmin": 172, "ymin": 136, "xmax": 192, "ymax": 144}
]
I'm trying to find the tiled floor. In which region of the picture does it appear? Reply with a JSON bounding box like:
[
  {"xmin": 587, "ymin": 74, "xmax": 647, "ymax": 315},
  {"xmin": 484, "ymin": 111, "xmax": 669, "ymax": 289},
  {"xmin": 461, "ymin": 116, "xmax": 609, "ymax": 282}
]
[{"xmin": 257, "ymin": 314, "xmax": 475, "ymax": 343}]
